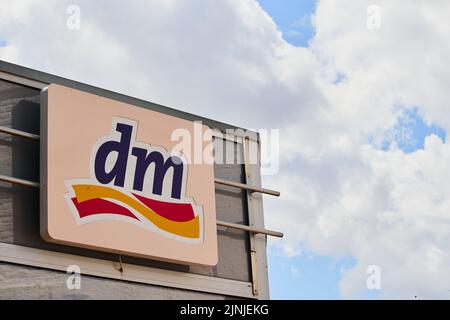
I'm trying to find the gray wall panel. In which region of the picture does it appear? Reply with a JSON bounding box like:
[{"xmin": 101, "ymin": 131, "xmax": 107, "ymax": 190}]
[{"xmin": 0, "ymin": 79, "xmax": 254, "ymax": 298}]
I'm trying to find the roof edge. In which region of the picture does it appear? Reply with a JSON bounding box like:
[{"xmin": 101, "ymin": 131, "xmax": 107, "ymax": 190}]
[{"xmin": 0, "ymin": 60, "xmax": 259, "ymax": 139}]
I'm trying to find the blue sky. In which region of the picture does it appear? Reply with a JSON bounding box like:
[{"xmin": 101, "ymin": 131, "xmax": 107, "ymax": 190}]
[
  {"xmin": 268, "ymin": 250, "xmax": 356, "ymax": 299},
  {"xmin": 257, "ymin": 0, "xmax": 352, "ymax": 300},
  {"xmin": 381, "ymin": 108, "xmax": 446, "ymax": 153},
  {"xmin": 268, "ymin": 107, "xmax": 447, "ymax": 299},
  {"xmin": 257, "ymin": 0, "xmax": 317, "ymax": 47},
  {"xmin": 258, "ymin": 0, "xmax": 447, "ymax": 300}
]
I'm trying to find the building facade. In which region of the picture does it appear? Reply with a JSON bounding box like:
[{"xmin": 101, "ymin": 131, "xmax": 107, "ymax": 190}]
[{"xmin": 0, "ymin": 61, "xmax": 280, "ymax": 300}]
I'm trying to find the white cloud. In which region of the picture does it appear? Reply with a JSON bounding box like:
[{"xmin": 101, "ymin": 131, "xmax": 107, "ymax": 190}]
[
  {"xmin": 266, "ymin": 0, "xmax": 450, "ymax": 299},
  {"xmin": 268, "ymin": 135, "xmax": 450, "ymax": 298},
  {"xmin": 0, "ymin": 0, "xmax": 322, "ymax": 128},
  {"xmin": 1, "ymin": 0, "xmax": 450, "ymax": 299}
]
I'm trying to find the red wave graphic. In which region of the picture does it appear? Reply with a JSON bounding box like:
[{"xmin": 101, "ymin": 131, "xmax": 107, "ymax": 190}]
[
  {"xmin": 132, "ymin": 193, "xmax": 195, "ymax": 222},
  {"xmin": 72, "ymin": 197, "xmax": 140, "ymax": 220},
  {"xmin": 68, "ymin": 184, "xmax": 200, "ymax": 238},
  {"xmin": 71, "ymin": 193, "xmax": 196, "ymax": 223}
]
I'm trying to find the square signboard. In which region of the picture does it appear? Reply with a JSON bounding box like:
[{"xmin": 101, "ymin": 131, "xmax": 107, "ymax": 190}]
[{"xmin": 40, "ymin": 84, "xmax": 218, "ymax": 266}]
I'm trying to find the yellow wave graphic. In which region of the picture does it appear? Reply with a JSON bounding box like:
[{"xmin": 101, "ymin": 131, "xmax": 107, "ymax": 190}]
[{"xmin": 72, "ymin": 184, "xmax": 200, "ymax": 239}]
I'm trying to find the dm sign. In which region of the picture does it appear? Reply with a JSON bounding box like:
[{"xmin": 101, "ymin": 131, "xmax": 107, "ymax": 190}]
[{"xmin": 40, "ymin": 84, "xmax": 218, "ymax": 266}]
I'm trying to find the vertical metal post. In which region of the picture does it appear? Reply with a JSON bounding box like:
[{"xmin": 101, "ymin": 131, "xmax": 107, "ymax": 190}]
[{"xmin": 243, "ymin": 138, "xmax": 269, "ymax": 299}]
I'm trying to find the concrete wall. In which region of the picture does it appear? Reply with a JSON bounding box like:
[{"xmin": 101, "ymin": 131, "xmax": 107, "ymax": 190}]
[
  {"xmin": 0, "ymin": 79, "xmax": 254, "ymax": 299},
  {"xmin": 0, "ymin": 262, "xmax": 232, "ymax": 300}
]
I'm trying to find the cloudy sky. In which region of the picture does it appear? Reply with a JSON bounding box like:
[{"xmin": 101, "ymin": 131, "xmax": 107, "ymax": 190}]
[{"xmin": 1, "ymin": 0, "xmax": 450, "ymax": 299}]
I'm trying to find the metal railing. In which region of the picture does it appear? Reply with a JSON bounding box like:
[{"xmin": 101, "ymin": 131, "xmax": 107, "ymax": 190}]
[{"xmin": 0, "ymin": 125, "xmax": 283, "ymax": 238}]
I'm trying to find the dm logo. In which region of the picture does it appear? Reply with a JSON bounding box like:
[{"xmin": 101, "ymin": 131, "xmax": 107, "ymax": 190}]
[{"xmin": 65, "ymin": 117, "xmax": 203, "ymax": 242}]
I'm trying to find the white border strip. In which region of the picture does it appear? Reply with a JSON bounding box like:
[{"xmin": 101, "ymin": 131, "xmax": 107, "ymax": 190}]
[{"xmin": 0, "ymin": 242, "xmax": 254, "ymax": 299}]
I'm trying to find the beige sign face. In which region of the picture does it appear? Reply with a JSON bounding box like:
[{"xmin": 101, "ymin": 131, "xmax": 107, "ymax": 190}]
[{"xmin": 40, "ymin": 84, "xmax": 218, "ymax": 266}]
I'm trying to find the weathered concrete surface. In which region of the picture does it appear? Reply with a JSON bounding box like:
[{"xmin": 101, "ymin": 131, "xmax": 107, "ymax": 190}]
[{"xmin": 0, "ymin": 262, "xmax": 230, "ymax": 300}]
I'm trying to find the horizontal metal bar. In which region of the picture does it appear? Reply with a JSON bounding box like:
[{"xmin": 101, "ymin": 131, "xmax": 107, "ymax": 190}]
[
  {"xmin": 0, "ymin": 125, "xmax": 40, "ymax": 141},
  {"xmin": 212, "ymin": 129, "xmax": 245, "ymax": 144},
  {"xmin": 216, "ymin": 220, "xmax": 283, "ymax": 238},
  {"xmin": 0, "ymin": 174, "xmax": 40, "ymax": 188},
  {"xmin": 214, "ymin": 178, "xmax": 280, "ymax": 197},
  {"xmin": 0, "ymin": 131, "xmax": 279, "ymax": 198},
  {"xmin": 0, "ymin": 176, "xmax": 282, "ymax": 237}
]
